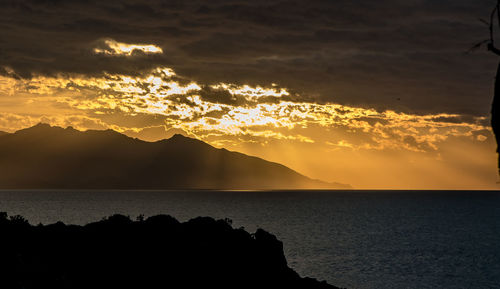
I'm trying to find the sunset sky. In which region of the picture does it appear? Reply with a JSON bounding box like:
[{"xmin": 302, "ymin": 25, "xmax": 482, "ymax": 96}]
[{"xmin": 0, "ymin": 0, "xmax": 498, "ymax": 189}]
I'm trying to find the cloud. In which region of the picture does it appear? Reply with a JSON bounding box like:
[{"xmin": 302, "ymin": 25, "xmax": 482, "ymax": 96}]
[
  {"xmin": 93, "ymin": 39, "xmax": 163, "ymax": 56},
  {"xmin": 0, "ymin": 112, "xmax": 110, "ymax": 133},
  {"xmin": 0, "ymin": 63, "xmax": 495, "ymax": 189},
  {"xmin": 0, "ymin": 0, "xmax": 495, "ymax": 116},
  {"xmin": 0, "ymin": 66, "xmax": 490, "ymax": 155},
  {"xmin": 0, "ymin": 0, "xmax": 498, "ymax": 189}
]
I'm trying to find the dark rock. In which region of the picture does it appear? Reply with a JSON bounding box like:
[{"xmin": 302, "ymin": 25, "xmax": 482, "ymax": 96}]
[{"xmin": 0, "ymin": 212, "xmax": 343, "ymax": 289}]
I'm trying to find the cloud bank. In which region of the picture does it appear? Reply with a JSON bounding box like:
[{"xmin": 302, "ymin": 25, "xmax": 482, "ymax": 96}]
[
  {"xmin": 0, "ymin": 0, "xmax": 498, "ymax": 189},
  {"xmin": 0, "ymin": 0, "xmax": 496, "ymax": 115}
]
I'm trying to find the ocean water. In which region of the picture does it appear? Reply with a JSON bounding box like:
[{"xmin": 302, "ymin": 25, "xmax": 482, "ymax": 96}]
[{"xmin": 0, "ymin": 190, "xmax": 499, "ymax": 289}]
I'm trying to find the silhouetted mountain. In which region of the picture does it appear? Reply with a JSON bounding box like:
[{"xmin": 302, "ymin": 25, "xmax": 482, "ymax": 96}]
[
  {"xmin": 0, "ymin": 124, "xmax": 350, "ymax": 189},
  {"xmin": 0, "ymin": 212, "xmax": 343, "ymax": 289}
]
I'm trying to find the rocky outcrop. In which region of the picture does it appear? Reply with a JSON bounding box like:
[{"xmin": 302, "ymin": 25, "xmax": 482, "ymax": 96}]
[{"xmin": 0, "ymin": 213, "xmax": 342, "ymax": 289}]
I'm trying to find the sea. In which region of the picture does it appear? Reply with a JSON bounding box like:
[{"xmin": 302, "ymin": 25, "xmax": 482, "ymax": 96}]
[{"xmin": 0, "ymin": 190, "xmax": 499, "ymax": 289}]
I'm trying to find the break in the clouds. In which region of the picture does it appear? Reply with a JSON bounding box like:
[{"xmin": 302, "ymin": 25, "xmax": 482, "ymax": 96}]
[
  {"xmin": 0, "ymin": 64, "xmax": 495, "ymax": 189},
  {"xmin": 0, "ymin": 66, "xmax": 489, "ymax": 152},
  {"xmin": 0, "ymin": 0, "xmax": 498, "ymax": 189},
  {"xmin": 0, "ymin": 0, "xmax": 497, "ymax": 115},
  {"xmin": 93, "ymin": 39, "xmax": 163, "ymax": 56}
]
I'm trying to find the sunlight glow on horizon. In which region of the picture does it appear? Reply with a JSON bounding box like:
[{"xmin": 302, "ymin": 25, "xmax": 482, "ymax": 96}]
[{"xmin": 0, "ymin": 65, "xmax": 496, "ymax": 189}]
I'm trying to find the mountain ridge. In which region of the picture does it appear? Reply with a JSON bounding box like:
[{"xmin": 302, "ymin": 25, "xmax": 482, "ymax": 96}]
[{"xmin": 0, "ymin": 124, "xmax": 350, "ymax": 189}]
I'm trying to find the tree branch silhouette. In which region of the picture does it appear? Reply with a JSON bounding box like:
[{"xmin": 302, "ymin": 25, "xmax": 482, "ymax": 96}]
[{"xmin": 467, "ymin": 1, "xmax": 499, "ymax": 54}]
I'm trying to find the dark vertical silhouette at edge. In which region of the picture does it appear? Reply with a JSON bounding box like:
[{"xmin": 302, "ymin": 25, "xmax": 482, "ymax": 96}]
[
  {"xmin": 473, "ymin": 1, "xmax": 500, "ymax": 177},
  {"xmin": 491, "ymin": 44, "xmax": 500, "ymax": 175},
  {"xmin": 485, "ymin": 0, "xmax": 500, "ymax": 176},
  {"xmin": 489, "ymin": 43, "xmax": 500, "ymax": 176}
]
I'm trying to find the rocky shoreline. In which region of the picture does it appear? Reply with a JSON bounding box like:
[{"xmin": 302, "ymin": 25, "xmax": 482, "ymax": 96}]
[{"xmin": 0, "ymin": 212, "xmax": 342, "ymax": 289}]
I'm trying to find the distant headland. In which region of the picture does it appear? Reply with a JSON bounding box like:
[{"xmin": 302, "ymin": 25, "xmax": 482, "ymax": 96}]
[
  {"xmin": 0, "ymin": 212, "xmax": 343, "ymax": 289},
  {"xmin": 0, "ymin": 123, "xmax": 350, "ymax": 190}
]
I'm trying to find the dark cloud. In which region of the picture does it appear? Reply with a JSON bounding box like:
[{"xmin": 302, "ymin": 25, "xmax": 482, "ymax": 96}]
[
  {"xmin": 354, "ymin": 117, "xmax": 390, "ymax": 126},
  {"xmin": 0, "ymin": 0, "xmax": 497, "ymax": 115},
  {"xmin": 197, "ymin": 86, "xmax": 238, "ymax": 105}
]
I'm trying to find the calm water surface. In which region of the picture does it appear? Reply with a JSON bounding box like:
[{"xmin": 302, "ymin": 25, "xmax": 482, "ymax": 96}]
[{"xmin": 0, "ymin": 190, "xmax": 499, "ymax": 289}]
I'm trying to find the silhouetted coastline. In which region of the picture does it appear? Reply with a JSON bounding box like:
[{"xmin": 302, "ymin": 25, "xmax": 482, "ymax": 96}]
[{"xmin": 0, "ymin": 212, "xmax": 342, "ymax": 289}]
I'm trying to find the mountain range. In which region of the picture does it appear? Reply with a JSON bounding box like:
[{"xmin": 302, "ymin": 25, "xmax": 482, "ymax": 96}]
[{"xmin": 0, "ymin": 124, "xmax": 350, "ymax": 189}]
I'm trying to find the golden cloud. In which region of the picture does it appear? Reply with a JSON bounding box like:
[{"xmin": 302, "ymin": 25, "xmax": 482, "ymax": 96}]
[
  {"xmin": 0, "ymin": 66, "xmax": 491, "ymax": 155},
  {"xmin": 93, "ymin": 39, "xmax": 163, "ymax": 56}
]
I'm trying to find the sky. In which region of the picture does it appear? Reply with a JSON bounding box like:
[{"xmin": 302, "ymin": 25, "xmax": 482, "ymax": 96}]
[{"xmin": 0, "ymin": 0, "xmax": 499, "ymax": 189}]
